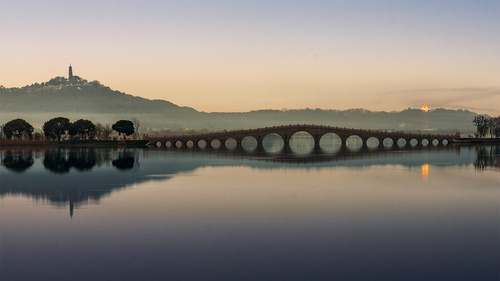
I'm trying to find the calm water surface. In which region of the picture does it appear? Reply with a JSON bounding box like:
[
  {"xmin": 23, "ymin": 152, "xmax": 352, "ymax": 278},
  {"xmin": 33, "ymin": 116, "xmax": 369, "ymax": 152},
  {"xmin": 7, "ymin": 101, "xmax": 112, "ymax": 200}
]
[{"xmin": 1, "ymin": 145, "xmax": 498, "ymax": 281}]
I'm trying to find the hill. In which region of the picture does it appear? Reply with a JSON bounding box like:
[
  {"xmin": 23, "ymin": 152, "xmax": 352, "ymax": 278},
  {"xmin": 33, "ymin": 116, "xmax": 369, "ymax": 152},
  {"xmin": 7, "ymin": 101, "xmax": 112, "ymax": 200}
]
[
  {"xmin": 0, "ymin": 77, "xmax": 480, "ymax": 134},
  {"xmin": 0, "ymin": 76, "xmax": 196, "ymax": 114}
]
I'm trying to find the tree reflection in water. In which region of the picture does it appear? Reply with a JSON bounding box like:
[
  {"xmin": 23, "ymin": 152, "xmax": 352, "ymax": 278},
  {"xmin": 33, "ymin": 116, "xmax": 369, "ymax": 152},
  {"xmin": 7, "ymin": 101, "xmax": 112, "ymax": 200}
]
[
  {"xmin": 474, "ymin": 145, "xmax": 500, "ymax": 170},
  {"xmin": 43, "ymin": 149, "xmax": 71, "ymax": 173},
  {"xmin": 69, "ymin": 148, "xmax": 97, "ymax": 171},
  {"xmin": 1, "ymin": 150, "xmax": 34, "ymax": 173},
  {"xmin": 1, "ymin": 148, "xmax": 140, "ymax": 218},
  {"xmin": 41, "ymin": 148, "xmax": 135, "ymax": 173},
  {"xmin": 112, "ymin": 150, "xmax": 135, "ymax": 170}
]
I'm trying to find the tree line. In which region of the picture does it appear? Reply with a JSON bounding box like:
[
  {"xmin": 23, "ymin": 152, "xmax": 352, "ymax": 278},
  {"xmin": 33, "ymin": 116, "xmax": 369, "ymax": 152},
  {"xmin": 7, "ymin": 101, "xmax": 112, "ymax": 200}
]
[
  {"xmin": 473, "ymin": 115, "xmax": 500, "ymax": 138},
  {"xmin": 0, "ymin": 117, "xmax": 138, "ymax": 141}
]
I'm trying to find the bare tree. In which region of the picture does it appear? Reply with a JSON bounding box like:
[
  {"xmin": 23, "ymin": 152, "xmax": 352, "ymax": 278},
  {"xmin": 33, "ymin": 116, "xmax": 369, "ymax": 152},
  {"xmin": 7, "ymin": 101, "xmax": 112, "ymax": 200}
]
[
  {"xmin": 131, "ymin": 117, "xmax": 140, "ymax": 140},
  {"xmin": 490, "ymin": 116, "xmax": 500, "ymax": 138},
  {"xmin": 473, "ymin": 115, "xmax": 489, "ymax": 138},
  {"xmin": 95, "ymin": 123, "xmax": 113, "ymax": 140}
]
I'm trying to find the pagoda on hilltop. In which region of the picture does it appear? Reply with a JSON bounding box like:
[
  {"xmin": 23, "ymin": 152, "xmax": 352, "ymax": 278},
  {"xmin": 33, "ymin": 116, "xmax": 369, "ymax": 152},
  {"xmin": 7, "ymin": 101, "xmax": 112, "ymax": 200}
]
[
  {"xmin": 69, "ymin": 64, "xmax": 73, "ymax": 80},
  {"xmin": 67, "ymin": 64, "xmax": 84, "ymax": 83}
]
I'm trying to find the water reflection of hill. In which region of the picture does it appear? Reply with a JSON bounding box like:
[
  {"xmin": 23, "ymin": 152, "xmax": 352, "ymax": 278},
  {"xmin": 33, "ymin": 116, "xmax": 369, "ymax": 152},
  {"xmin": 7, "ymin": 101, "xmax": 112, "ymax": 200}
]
[{"xmin": 1, "ymin": 145, "xmax": 497, "ymax": 217}]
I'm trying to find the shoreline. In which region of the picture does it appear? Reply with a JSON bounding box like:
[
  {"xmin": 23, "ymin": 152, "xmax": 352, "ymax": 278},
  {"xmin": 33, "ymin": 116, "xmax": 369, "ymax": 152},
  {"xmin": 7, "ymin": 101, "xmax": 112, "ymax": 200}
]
[
  {"xmin": 0, "ymin": 140, "xmax": 149, "ymax": 148},
  {"xmin": 1, "ymin": 138, "xmax": 499, "ymax": 148},
  {"xmin": 453, "ymin": 138, "xmax": 500, "ymax": 144}
]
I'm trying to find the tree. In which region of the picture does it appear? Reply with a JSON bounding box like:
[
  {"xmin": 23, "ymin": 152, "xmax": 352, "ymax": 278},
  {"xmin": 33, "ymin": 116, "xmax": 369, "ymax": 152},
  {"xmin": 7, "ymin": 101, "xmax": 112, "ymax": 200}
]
[
  {"xmin": 112, "ymin": 120, "xmax": 135, "ymax": 140},
  {"xmin": 3, "ymin": 119, "xmax": 34, "ymax": 139},
  {"xmin": 487, "ymin": 117, "xmax": 494, "ymax": 137},
  {"xmin": 43, "ymin": 117, "xmax": 71, "ymax": 141},
  {"xmin": 131, "ymin": 117, "xmax": 140, "ymax": 140},
  {"xmin": 473, "ymin": 115, "xmax": 489, "ymax": 138},
  {"xmin": 95, "ymin": 123, "xmax": 113, "ymax": 140},
  {"xmin": 490, "ymin": 116, "xmax": 500, "ymax": 138},
  {"xmin": 69, "ymin": 119, "xmax": 96, "ymax": 140}
]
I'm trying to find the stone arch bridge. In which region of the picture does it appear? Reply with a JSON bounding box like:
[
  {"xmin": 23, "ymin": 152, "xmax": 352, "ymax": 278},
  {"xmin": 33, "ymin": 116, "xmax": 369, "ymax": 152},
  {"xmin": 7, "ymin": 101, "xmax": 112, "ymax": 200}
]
[{"xmin": 147, "ymin": 124, "xmax": 455, "ymax": 150}]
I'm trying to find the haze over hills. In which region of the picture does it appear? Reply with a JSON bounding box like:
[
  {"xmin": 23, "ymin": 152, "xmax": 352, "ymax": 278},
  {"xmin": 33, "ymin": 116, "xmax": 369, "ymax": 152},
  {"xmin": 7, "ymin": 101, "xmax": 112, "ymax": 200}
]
[{"xmin": 0, "ymin": 75, "xmax": 480, "ymax": 134}]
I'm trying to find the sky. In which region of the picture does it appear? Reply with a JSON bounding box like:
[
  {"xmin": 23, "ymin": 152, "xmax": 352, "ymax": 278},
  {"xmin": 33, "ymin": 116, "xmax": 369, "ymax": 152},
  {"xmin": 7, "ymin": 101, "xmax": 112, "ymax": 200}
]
[{"xmin": 1, "ymin": 0, "xmax": 499, "ymax": 115}]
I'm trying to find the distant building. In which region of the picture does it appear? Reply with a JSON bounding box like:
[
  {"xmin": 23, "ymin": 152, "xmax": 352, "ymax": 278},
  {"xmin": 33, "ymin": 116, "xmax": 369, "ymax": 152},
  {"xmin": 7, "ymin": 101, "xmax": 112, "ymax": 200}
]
[{"xmin": 68, "ymin": 64, "xmax": 83, "ymax": 83}]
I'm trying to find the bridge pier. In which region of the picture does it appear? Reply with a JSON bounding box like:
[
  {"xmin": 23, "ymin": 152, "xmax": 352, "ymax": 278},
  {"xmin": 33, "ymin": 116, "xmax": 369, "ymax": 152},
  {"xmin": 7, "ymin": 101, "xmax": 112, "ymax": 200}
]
[
  {"xmin": 391, "ymin": 138, "xmax": 399, "ymax": 148},
  {"xmin": 360, "ymin": 138, "xmax": 370, "ymax": 150},
  {"xmin": 236, "ymin": 138, "xmax": 243, "ymax": 149},
  {"xmin": 377, "ymin": 138, "xmax": 385, "ymax": 149},
  {"xmin": 339, "ymin": 137, "xmax": 347, "ymax": 150},
  {"xmin": 256, "ymin": 142, "xmax": 265, "ymax": 153},
  {"xmin": 205, "ymin": 139, "xmax": 212, "ymax": 149},
  {"xmin": 283, "ymin": 136, "xmax": 290, "ymax": 151},
  {"xmin": 313, "ymin": 136, "xmax": 321, "ymax": 153}
]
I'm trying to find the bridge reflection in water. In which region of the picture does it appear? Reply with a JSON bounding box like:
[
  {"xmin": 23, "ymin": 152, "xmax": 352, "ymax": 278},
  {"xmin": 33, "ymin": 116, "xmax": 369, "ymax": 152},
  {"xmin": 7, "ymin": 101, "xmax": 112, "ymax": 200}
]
[
  {"xmin": 150, "ymin": 139, "xmax": 461, "ymax": 165},
  {"xmin": 148, "ymin": 124, "xmax": 455, "ymax": 152}
]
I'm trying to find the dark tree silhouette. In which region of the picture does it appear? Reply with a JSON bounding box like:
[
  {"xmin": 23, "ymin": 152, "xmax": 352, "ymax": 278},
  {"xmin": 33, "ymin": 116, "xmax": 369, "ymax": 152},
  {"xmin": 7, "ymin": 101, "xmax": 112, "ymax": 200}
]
[
  {"xmin": 112, "ymin": 120, "xmax": 135, "ymax": 140},
  {"xmin": 69, "ymin": 119, "xmax": 96, "ymax": 140},
  {"xmin": 3, "ymin": 119, "xmax": 34, "ymax": 139},
  {"xmin": 43, "ymin": 117, "xmax": 71, "ymax": 141}
]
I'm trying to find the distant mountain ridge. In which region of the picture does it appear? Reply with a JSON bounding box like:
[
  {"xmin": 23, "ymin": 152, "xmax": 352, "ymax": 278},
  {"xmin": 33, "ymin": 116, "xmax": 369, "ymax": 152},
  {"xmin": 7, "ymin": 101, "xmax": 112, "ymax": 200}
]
[{"xmin": 0, "ymin": 77, "xmax": 480, "ymax": 132}]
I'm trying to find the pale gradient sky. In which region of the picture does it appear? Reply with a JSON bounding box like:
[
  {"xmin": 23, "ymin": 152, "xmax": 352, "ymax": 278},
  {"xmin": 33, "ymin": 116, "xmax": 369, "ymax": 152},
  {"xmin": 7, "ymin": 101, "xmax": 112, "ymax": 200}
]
[{"xmin": 1, "ymin": 0, "xmax": 499, "ymax": 114}]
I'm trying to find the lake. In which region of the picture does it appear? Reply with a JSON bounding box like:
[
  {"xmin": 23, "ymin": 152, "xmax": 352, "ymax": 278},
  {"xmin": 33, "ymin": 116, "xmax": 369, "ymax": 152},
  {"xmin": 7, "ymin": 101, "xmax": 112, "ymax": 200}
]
[{"xmin": 1, "ymin": 144, "xmax": 498, "ymax": 281}]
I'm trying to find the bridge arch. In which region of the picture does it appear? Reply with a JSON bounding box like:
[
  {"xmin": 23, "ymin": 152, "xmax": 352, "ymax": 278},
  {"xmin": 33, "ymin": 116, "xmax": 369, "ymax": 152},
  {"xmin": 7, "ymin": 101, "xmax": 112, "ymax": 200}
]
[
  {"xmin": 319, "ymin": 133, "xmax": 342, "ymax": 153},
  {"xmin": 174, "ymin": 140, "xmax": 184, "ymax": 148},
  {"xmin": 241, "ymin": 136, "xmax": 258, "ymax": 151},
  {"xmin": 289, "ymin": 131, "xmax": 315, "ymax": 154},
  {"xmin": 210, "ymin": 139, "xmax": 222, "ymax": 149},
  {"xmin": 382, "ymin": 138, "xmax": 394, "ymax": 148},
  {"xmin": 262, "ymin": 133, "xmax": 284, "ymax": 153},
  {"xmin": 197, "ymin": 139, "xmax": 207, "ymax": 149},
  {"xmin": 409, "ymin": 139, "xmax": 419, "ymax": 147},
  {"xmin": 396, "ymin": 138, "xmax": 407, "ymax": 147},
  {"xmin": 346, "ymin": 135, "xmax": 363, "ymax": 151},
  {"xmin": 366, "ymin": 137, "xmax": 380, "ymax": 149},
  {"xmin": 224, "ymin": 138, "xmax": 238, "ymax": 150},
  {"xmin": 185, "ymin": 140, "xmax": 194, "ymax": 148}
]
